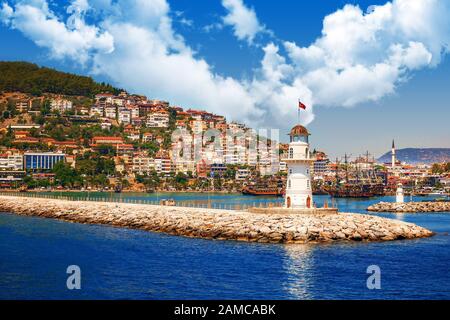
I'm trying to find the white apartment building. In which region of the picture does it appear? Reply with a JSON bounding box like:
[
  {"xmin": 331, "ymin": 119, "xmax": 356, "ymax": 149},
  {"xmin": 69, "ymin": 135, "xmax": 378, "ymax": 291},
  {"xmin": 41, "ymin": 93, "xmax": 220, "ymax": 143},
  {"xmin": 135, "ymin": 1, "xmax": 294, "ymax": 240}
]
[
  {"xmin": 118, "ymin": 109, "xmax": 131, "ymax": 124},
  {"xmin": 90, "ymin": 105, "xmax": 104, "ymax": 117},
  {"xmin": 112, "ymin": 97, "xmax": 125, "ymax": 107},
  {"xmin": 146, "ymin": 111, "xmax": 169, "ymax": 128},
  {"xmin": 154, "ymin": 157, "xmax": 172, "ymax": 175},
  {"xmin": 191, "ymin": 120, "xmax": 205, "ymax": 134},
  {"xmin": 0, "ymin": 153, "xmax": 24, "ymax": 171},
  {"xmin": 132, "ymin": 157, "xmax": 155, "ymax": 175},
  {"xmin": 129, "ymin": 105, "xmax": 140, "ymax": 119},
  {"xmin": 15, "ymin": 100, "xmax": 29, "ymax": 113},
  {"xmin": 174, "ymin": 160, "xmax": 195, "ymax": 175},
  {"xmin": 235, "ymin": 168, "xmax": 250, "ymax": 181},
  {"xmin": 105, "ymin": 106, "xmax": 117, "ymax": 119}
]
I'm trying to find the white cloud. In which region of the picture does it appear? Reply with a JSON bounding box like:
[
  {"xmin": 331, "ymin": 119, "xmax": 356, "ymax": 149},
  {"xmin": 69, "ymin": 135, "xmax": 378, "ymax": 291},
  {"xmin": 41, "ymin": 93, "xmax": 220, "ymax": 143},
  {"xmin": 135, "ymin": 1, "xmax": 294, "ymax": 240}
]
[
  {"xmin": 2, "ymin": 0, "xmax": 450, "ymax": 131},
  {"xmin": 283, "ymin": 0, "xmax": 449, "ymax": 107},
  {"xmin": 0, "ymin": 2, "xmax": 12, "ymax": 22},
  {"xmin": 221, "ymin": 0, "xmax": 265, "ymax": 45},
  {"xmin": 250, "ymin": 43, "xmax": 315, "ymax": 125},
  {"xmin": 1, "ymin": 0, "xmax": 114, "ymax": 64}
]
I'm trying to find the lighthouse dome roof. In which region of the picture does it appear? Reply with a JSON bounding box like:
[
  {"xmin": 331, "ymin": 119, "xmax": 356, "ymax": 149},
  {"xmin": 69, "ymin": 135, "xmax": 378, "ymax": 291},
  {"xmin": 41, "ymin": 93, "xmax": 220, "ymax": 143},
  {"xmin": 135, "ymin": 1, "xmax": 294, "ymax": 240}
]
[{"xmin": 289, "ymin": 125, "xmax": 309, "ymax": 137}]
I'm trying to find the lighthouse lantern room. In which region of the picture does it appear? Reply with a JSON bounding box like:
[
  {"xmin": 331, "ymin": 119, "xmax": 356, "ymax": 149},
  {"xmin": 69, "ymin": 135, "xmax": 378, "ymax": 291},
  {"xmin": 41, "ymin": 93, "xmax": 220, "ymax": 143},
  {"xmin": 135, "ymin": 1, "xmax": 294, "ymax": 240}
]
[{"xmin": 284, "ymin": 125, "xmax": 315, "ymax": 209}]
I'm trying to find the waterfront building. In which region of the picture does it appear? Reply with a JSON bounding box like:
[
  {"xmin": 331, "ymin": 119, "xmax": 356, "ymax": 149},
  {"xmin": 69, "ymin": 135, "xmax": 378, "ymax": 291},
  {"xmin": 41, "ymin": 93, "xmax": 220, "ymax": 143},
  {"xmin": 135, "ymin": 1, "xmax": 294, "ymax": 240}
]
[
  {"xmin": 23, "ymin": 152, "xmax": 65, "ymax": 170},
  {"xmin": 210, "ymin": 163, "xmax": 227, "ymax": 177},
  {"xmin": 0, "ymin": 170, "xmax": 25, "ymax": 186},
  {"xmin": 155, "ymin": 157, "xmax": 172, "ymax": 175},
  {"xmin": 313, "ymin": 151, "xmax": 330, "ymax": 176},
  {"xmin": 132, "ymin": 156, "xmax": 155, "ymax": 175},
  {"xmin": 235, "ymin": 168, "xmax": 250, "ymax": 181},
  {"xmin": 0, "ymin": 152, "xmax": 23, "ymax": 171},
  {"xmin": 283, "ymin": 125, "xmax": 315, "ymax": 209},
  {"xmin": 195, "ymin": 160, "xmax": 210, "ymax": 178}
]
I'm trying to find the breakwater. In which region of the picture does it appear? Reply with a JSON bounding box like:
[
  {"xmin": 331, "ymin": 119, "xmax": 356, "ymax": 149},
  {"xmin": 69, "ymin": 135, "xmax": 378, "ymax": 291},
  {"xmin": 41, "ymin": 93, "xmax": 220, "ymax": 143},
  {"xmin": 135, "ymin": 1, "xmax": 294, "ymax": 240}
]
[
  {"xmin": 368, "ymin": 201, "xmax": 450, "ymax": 213},
  {"xmin": 0, "ymin": 195, "xmax": 434, "ymax": 243}
]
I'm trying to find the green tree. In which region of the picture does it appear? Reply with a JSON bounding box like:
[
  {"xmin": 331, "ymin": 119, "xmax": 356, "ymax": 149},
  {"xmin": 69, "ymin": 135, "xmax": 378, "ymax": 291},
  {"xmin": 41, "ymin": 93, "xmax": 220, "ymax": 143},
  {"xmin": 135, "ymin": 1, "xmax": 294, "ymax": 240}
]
[
  {"xmin": 431, "ymin": 163, "xmax": 443, "ymax": 174},
  {"xmin": 52, "ymin": 162, "xmax": 81, "ymax": 187}
]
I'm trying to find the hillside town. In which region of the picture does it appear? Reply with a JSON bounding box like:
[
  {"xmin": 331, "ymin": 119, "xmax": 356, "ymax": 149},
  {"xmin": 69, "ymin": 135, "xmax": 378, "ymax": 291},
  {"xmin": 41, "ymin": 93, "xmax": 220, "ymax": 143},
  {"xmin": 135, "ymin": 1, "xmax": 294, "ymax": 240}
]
[{"xmin": 0, "ymin": 89, "xmax": 449, "ymax": 195}]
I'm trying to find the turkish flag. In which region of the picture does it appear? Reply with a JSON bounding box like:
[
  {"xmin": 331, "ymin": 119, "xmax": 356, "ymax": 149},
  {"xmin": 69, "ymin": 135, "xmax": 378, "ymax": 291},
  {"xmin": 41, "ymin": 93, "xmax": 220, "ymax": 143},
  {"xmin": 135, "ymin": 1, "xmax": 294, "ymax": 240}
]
[{"xmin": 298, "ymin": 100, "xmax": 307, "ymax": 110}]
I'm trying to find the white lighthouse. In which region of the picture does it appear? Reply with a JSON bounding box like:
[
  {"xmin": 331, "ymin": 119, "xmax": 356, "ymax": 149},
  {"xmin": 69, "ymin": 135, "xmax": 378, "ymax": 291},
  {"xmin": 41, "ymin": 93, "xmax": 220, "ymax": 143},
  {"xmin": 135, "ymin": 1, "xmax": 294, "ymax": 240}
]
[
  {"xmin": 283, "ymin": 125, "xmax": 315, "ymax": 209},
  {"xmin": 396, "ymin": 183, "xmax": 404, "ymax": 203}
]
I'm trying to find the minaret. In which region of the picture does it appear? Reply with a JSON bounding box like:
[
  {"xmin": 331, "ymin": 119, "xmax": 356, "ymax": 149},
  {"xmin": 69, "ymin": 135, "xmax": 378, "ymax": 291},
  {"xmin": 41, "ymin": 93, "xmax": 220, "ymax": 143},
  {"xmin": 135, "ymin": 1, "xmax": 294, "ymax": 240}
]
[
  {"xmin": 391, "ymin": 139, "xmax": 396, "ymax": 169},
  {"xmin": 283, "ymin": 125, "xmax": 315, "ymax": 209}
]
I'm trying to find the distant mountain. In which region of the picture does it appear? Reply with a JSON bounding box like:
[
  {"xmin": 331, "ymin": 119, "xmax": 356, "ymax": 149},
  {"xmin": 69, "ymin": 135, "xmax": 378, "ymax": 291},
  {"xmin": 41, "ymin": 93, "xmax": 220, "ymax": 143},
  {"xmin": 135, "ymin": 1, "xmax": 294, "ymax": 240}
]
[
  {"xmin": 377, "ymin": 148, "xmax": 450, "ymax": 164},
  {"xmin": 0, "ymin": 61, "xmax": 121, "ymax": 97}
]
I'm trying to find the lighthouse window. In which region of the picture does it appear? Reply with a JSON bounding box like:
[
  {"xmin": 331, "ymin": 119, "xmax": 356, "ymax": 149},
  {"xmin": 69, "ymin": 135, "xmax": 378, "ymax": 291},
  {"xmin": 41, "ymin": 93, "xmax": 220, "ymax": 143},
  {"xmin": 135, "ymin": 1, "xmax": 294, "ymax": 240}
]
[
  {"xmin": 307, "ymin": 180, "xmax": 310, "ymax": 189},
  {"xmin": 289, "ymin": 169, "xmax": 292, "ymax": 174},
  {"xmin": 289, "ymin": 148, "xmax": 293, "ymax": 158},
  {"xmin": 288, "ymin": 179, "xmax": 291, "ymax": 189}
]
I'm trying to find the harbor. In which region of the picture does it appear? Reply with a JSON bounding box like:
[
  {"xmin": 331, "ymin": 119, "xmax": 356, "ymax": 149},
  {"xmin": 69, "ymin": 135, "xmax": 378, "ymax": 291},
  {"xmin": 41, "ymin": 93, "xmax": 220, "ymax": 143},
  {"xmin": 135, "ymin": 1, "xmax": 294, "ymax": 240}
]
[
  {"xmin": 1, "ymin": 193, "xmax": 449, "ymax": 300},
  {"xmin": 0, "ymin": 194, "xmax": 434, "ymax": 243},
  {"xmin": 368, "ymin": 201, "xmax": 450, "ymax": 213}
]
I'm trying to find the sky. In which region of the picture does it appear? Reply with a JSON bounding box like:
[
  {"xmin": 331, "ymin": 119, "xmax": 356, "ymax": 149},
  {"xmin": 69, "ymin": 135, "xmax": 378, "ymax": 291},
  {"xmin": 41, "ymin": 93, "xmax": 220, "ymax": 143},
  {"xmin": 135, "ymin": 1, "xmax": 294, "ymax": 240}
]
[{"xmin": 0, "ymin": 0, "xmax": 449, "ymax": 160}]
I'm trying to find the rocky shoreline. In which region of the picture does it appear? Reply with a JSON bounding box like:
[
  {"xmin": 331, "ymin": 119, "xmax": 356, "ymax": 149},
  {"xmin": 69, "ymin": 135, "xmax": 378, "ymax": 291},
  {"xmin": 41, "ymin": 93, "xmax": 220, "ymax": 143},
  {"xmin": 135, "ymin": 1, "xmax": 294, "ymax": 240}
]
[
  {"xmin": 367, "ymin": 201, "xmax": 450, "ymax": 213},
  {"xmin": 0, "ymin": 195, "xmax": 434, "ymax": 243}
]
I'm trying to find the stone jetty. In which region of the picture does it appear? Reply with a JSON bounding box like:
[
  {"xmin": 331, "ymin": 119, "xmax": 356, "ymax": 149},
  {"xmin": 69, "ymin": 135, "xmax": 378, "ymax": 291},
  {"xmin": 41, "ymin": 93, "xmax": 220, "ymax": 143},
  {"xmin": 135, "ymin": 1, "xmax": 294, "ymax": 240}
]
[
  {"xmin": 0, "ymin": 195, "xmax": 434, "ymax": 243},
  {"xmin": 368, "ymin": 201, "xmax": 450, "ymax": 213}
]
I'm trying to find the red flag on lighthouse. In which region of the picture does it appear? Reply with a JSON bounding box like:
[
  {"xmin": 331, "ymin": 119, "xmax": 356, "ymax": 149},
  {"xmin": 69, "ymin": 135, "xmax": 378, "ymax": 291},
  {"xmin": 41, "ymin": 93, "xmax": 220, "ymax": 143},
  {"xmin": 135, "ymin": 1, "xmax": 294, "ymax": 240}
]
[{"xmin": 298, "ymin": 100, "xmax": 307, "ymax": 110}]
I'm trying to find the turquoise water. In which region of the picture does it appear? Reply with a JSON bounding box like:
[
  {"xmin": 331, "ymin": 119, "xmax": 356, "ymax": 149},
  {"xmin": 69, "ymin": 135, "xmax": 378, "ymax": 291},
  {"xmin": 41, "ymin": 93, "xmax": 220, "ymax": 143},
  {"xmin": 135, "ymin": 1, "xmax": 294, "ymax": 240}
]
[{"xmin": 0, "ymin": 193, "xmax": 449, "ymax": 299}]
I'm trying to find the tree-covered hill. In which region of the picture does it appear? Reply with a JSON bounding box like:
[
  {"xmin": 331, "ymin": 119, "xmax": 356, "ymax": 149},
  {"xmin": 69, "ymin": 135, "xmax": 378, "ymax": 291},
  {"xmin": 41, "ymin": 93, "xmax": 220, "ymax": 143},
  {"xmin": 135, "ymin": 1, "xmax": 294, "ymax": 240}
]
[{"xmin": 0, "ymin": 61, "xmax": 121, "ymax": 97}]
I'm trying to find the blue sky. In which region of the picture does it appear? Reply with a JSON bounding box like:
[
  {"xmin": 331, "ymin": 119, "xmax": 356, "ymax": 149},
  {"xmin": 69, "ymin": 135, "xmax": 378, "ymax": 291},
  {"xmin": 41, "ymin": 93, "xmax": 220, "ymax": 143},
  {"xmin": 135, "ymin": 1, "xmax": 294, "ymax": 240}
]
[{"xmin": 0, "ymin": 0, "xmax": 449, "ymax": 159}]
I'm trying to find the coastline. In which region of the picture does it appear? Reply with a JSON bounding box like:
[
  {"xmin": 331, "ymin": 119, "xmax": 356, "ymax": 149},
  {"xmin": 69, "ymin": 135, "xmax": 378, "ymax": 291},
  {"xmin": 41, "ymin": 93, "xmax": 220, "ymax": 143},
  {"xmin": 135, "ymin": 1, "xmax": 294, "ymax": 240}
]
[{"xmin": 0, "ymin": 195, "xmax": 434, "ymax": 243}]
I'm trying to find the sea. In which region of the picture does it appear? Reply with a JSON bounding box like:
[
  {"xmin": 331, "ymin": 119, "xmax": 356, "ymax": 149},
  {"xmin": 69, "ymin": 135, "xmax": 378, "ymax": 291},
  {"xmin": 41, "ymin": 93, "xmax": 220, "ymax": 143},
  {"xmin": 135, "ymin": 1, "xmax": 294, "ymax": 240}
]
[{"xmin": 0, "ymin": 192, "xmax": 449, "ymax": 299}]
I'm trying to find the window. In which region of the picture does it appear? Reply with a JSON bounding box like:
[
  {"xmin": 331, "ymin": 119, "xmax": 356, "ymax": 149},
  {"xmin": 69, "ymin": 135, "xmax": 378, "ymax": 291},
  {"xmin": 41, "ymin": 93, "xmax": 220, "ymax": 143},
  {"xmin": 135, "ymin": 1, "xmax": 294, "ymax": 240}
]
[
  {"xmin": 289, "ymin": 148, "xmax": 293, "ymax": 159},
  {"xmin": 288, "ymin": 179, "xmax": 291, "ymax": 189},
  {"xmin": 307, "ymin": 179, "xmax": 310, "ymax": 190},
  {"xmin": 289, "ymin": 169, "xmax": 293, "ymax": 174}
]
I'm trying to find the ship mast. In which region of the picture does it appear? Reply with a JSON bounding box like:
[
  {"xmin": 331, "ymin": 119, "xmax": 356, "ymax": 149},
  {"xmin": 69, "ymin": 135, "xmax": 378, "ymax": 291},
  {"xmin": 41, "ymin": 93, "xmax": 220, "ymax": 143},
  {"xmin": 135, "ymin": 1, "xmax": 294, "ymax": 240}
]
[{"xmin": 344, "ymin": 153, "xmax": 349, "ymax": 183}]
